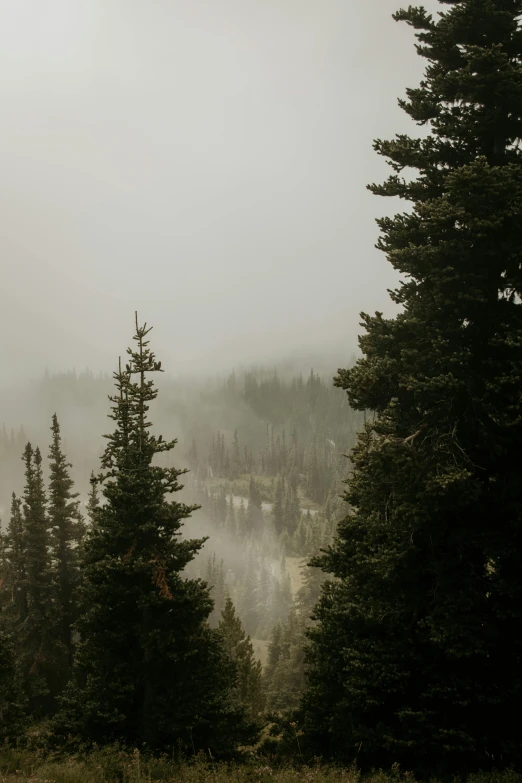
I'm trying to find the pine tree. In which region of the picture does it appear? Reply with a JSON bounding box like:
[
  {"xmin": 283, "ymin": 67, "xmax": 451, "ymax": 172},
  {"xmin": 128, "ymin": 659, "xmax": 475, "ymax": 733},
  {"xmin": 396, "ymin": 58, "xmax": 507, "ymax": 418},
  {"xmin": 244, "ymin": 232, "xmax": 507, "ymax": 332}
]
[
  {"xmin": 303, "ymin": 1, "xmax": 522, "ymax": 775},
  {"xmin": 218, "ymin": 596, "xmax": 264, "ymax": 720},
  {"xmin": 206, "ymin": 554, "xmax": 228, "ymax": 627},
  {"xmin": 225, "ymin": 494, "xmax": 237, "ymax": 535},
  {"xmin": 272, "ymin": 477, "xmax": 285, "ymax": 536},
  {"xmin": 237, "ymin": 497, "xmax": 247, "ymax": 535},
  {"xmin": 86, "ymin": 471, "xmax": 100, "ymax": 527},
  {"xmin": 264, "ymin": 623, "xmax": 283, "ymax": 688},
  {"xmin": 54, "ymin": 316, "xmax": 253, "ymax": 754},
  {"xmin": 232, "ymin": 429, "xmax": 241, "ymax": 479},
  {"xmin": 48, "ymin": 414, "xmax": 85, "ymax": 677},
  {"xmin": 306, "ymin": 439, "xmax": 324, "ymax": 504},
  {"xmin": 264, "ymin": 609, "xmax": 305, "ymax": 712},
  {"xmin": 20, "ymin": 444, "xmax": 58, "ymax": 716},
  {"xmin": 288, "ymin": 486, "xmax": 301, "ymax": 538},
  {"xmin": 247, "ymin": 476, "xmax": 263, "ymax": 534},
  {"xmin": 0, "ymin": 631, "xmax": 27, "ymax": 741},
  {"xmin": 238, "ymin": 549, "xmax": 260, "ymax": 636},
  {"xmin": 0, "ymin": 494, "xmax": 26, "ymax": 622}
]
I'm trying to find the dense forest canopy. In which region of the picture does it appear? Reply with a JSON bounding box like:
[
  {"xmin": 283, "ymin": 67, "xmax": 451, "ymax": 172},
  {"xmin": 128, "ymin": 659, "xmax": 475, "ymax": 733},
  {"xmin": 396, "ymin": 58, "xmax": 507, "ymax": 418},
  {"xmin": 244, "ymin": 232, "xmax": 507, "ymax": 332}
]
[{"xmin": 0, "ymin": 364, "xmax": 360, "ymax": 513}]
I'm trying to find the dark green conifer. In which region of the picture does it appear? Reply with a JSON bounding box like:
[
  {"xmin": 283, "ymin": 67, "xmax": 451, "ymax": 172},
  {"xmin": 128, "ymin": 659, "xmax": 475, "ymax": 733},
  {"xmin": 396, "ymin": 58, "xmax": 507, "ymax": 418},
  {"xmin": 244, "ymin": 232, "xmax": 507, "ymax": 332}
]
[
  {"xmin": 218, "ymin": 595, "xmax": 264, "ymax": 719},
  {"xmin": 264, "ymin": 609, "xmax": 305, "ymax": 712},
  {"xmin": 85, "ymin": 471, "xmax": 100, "ymax": 527},
  {"xmin": 303, "ymin": 1, "xmax": 522, "ymax": 774},
  {"xmin": 272, "ymin": 477, "xmax": 285, "ymax": 536},
  {"xmin": 264, "ymin": 623, "xmax": 283, "ymax": 687},
  {"xmin": 0, "ymin": 631, "xmax": 27, "ymax": 741},
  {"xmin": 20, "ymin": 444, "xmax": 57, "ymax": 716},
  {"xmin": 288, "ymin": 486, "xmax": 301, "ymax": 537},
  {"xmin": 0, "ymin": 494, "xmax": 26, "ymax": 622},
  {"xmin": 54, "ymin": 316, "xmax": 252, "ymax": 754},
  {"xmin": 206, "ymin": 554, "xmax": 227, "ymax": 627},
  {"xmin": 247, "ymin": 476, "xmax": 263, "ymax": 533},
  {"xmin": 225, "ymin": 494, "xmax": 237, "ymax": 535},
  {"xmin": 232, "ymin": 429, "xmax": 241, "ymax": 479},
  {"xmin": 48, "ymin": 414, "xmax": 85, "ymax": 675}
]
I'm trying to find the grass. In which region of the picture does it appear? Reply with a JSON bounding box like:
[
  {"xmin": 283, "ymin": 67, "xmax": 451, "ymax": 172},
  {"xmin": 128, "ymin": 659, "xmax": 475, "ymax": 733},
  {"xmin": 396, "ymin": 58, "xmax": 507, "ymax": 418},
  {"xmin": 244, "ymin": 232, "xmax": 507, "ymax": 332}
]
[{"xmin": 1, "ymin": 745, "xmax": 522, "ymax": 783}]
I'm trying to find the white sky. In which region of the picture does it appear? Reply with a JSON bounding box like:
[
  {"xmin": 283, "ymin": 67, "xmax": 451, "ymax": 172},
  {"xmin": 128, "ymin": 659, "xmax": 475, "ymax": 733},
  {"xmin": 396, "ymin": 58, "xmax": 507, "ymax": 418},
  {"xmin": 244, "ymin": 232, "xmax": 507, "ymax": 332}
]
[{"xmin": 0, "ymin": 0, "xmax": 441, "ymax": 381}]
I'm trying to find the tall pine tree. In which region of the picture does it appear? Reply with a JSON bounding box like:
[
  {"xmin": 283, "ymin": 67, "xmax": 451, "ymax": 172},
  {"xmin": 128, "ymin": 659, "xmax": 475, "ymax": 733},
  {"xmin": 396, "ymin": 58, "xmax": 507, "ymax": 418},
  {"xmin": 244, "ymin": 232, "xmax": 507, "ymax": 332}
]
[
  {"xmin": 48, "ymin": 414, "xmax": 85, "ymax": 678},
  {"xmin": 19, "ymin": 445, "xmax": 58, "ymax": 716},
  {"xmin": 86, "ymin": 471, "xmax": 100, "ymax": 527},
  {"xmin": 303, "ymin": 1, "xmax": 522, "ymax": 775},
  {"xmin": 0, "ymin": 494, "xmax": 26, "ymax": 623},
  {"xmin": 218, "ymin": 595, "xmax": 264, "ymax": 720},
  {"xmin": 272, "ymin": 477, "xmax": 285, "ymax": 536},
  {"xmin": 54, "ymin": 315, "xmax": 254, "ymax": 754}
]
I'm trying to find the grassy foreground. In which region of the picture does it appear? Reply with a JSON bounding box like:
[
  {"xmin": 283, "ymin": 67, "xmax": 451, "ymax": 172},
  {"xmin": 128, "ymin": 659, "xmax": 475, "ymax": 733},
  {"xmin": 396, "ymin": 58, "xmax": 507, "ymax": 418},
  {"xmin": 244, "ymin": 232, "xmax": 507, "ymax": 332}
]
[{"xmin": 1, "ymin": 746, "xmax": 522, "ymax": 783}]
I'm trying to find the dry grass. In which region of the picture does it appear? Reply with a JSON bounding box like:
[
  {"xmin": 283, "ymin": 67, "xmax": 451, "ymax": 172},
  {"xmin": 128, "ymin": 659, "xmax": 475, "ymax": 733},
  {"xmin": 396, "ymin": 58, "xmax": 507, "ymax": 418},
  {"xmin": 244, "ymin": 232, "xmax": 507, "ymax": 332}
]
[
  {"xmin": 0, "ymin": 748, "xmax": 353, "ymax": 783},
  {"xmin": 1, "ymin": 746, "xmax": 522, "ymax": 783}
]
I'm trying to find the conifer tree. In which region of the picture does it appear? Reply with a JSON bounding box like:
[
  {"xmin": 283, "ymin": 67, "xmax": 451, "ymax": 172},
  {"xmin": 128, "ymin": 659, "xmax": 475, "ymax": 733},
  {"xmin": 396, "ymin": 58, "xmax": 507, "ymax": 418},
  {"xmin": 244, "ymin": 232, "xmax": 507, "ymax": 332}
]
[
  {"xmin": 225, "ymin": 494, "xmax": 237, "ymax": 535},
  {"xmin": 0, "ymin": 631, "xmax": 27, "ymax": 741},
  {"xmin": 85, "ymin": 472, "xmax": 100, "ymax": 527},
  {"xmin": 303, "ymin": 1, "xmax": 522, "ymax": 774},
  {"xmin": 48, "ymin": 414, "xmax": 85, "ymax": 675},
  {"xmin": 232, "ymin": 429, "xmax": 241, "ymax": 478},
  {"xmin": 287, "ymin": 486, "xmax": 301, "ymax": 537},
  {"xmin": 264, "ymin": 609, "xmax": 305, "ymax": 712},
  {"xmin": 247, "ymin": 476, "xmax": 263, "ymax": 534},
  {"xmin": 19, "ymin": 444, "xmax": 58, "ymax": 716},
  {"xmin": 54, "ymin": 316, "xmax": 253, "ymax": 753},
  {"xmin": 0, "ymin": 494, "xmax": 26, "ymax": 622},
  {"xmin": 206, "ymin": 554, "xmax": 227, "ymax": 627},
  {"xmin": 264, "ymin": 623, "xmax": 283, "ymax": 688},
  {"xmin": 218, "ymin": 595, "xmax": 264, "ymax": 719},
  {"xmin": 237, "ymin": 497, "xmax": 247, "ymax": 534},
  {"xmin": 272, "ymin": 477, "xmax": 285, "ymax": 536}
]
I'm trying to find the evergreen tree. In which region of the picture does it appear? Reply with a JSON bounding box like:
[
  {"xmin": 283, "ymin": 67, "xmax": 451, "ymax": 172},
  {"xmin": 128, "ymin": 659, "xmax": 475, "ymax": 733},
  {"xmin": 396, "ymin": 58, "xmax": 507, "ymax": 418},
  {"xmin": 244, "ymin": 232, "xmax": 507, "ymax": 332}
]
[
  {"xmin": 237, "ymin": 549, "xmax": 261, "ymax": 636},
  {"xmin": 48, "ymin": 414, "xmax": 85, "ymax": 676},
  {"xmin": 247, "ymin": 476, "xmax": 263, "ymax": 534},
  {"xmin": 19, "ymin": 444, "xmax": 57, "ymax": 716},
  {"xmin": 264, "ymin": 623, "xmax": 283, "ymax": 688},
  {"xmin": 54, "ymin": 316, "xmax": 253, "ymax": 754},
  {"xmin": 264, "ymin": 609, "xmax": 305, "ymax": 712},
  {"xmin": 0, "ymin": 631, "xmax": 27, "ymax": 741},
  {"xmin": 303, "ymin": 1, "xmax": 522, "ymax": 775},
  {"xmin": 0, "ymin": 494, "xmax": 26, "ymax": 622},
  {"xmin": 287, "ymin": 486, "xmax": 301, "ymax": 538},
  {"xmin": 272, "ymin": 477, "xmax": 285, "ymax": 536},
  {"xmin": 206, "ymin": 554, "xmax": 228, "ymax": 627},
  {"xmin": 232, "ymin": 429, "xmax": 241, "ymax": 478},
  {"xmin": 237, "ymin": 497, "xmax": 247, "ymax": 534},
  {"xmin": 86, "ymin": 472, "xmax": 100, "ymax": 527},
  {"xmin": 225, "ymin": 494, "xmax": 237, "ymax": 535},
  {"xmin": 218, "ymin": 595, "xmax": 264, "ymax": 719}
]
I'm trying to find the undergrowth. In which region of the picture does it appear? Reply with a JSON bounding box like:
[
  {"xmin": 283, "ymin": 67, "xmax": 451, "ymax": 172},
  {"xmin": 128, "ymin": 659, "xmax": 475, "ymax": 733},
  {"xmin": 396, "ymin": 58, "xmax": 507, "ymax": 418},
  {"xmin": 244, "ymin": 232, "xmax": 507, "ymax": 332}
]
[{"xmin": 1, "ymin": 744, "xmax": 522, "ymax": 783}]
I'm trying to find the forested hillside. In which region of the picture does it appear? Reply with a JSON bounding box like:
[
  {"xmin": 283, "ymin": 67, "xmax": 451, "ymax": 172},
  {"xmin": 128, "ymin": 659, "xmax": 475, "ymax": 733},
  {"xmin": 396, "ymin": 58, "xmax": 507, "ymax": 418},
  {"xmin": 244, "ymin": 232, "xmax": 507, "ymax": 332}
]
[
  {"xmin": 0, "ymin": 364, "xmax": 359, "ymax": 510},
  {"xmin": 0, "ymin": 359, "xmax": 359, "ymax": 718}
]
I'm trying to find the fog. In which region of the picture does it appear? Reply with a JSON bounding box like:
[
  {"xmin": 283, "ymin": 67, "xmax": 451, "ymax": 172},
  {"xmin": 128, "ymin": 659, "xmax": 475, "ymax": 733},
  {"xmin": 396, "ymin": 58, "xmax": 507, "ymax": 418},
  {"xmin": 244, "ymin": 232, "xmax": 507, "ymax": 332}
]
[{"xmin": 1, "ymin": 0, "xmax": 440, "ymax": 384}]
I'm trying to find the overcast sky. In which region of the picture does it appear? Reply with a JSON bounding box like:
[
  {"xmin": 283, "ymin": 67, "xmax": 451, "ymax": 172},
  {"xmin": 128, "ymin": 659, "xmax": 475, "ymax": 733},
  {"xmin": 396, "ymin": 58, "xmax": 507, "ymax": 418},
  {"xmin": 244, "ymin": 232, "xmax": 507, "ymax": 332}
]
[{"xmin": 0, "ymin": 0, "xmax": 440, "ymax": 382}]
